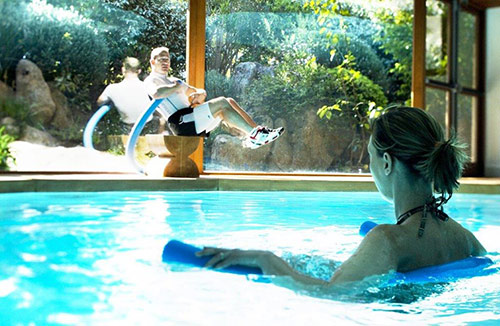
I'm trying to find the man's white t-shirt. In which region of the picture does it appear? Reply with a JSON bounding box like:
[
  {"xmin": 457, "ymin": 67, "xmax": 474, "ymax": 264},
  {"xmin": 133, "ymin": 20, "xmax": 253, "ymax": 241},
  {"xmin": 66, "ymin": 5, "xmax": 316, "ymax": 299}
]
[
  {"xmin": 100, "ymin": 78, "xmax": 151, "ymax": 124},
  {"xmin": 143, "ymin": 72, "xmax": 191, "ymax": 120},
  {"xmin": 143, "ymin": 72, "xmax": 221, "ymax": 134}
]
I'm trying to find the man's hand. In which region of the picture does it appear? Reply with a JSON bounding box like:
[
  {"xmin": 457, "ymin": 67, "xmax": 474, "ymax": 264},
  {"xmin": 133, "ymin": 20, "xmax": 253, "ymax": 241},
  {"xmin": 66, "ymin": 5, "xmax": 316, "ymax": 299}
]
[{"xmin": 188, "ymin": 90, "xmax": 207, "ymax": 105}]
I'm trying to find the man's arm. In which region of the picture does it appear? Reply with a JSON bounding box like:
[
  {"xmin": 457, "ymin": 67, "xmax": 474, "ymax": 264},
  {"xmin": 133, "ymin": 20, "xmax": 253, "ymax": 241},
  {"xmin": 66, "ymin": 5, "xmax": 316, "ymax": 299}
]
[
  {"xmin": 151, "ymin": 81, "xmax": 182, "ymax": 99},
  {"xmin": 96, "ymin": 86, "xmax": 111, "ymax": 106}
]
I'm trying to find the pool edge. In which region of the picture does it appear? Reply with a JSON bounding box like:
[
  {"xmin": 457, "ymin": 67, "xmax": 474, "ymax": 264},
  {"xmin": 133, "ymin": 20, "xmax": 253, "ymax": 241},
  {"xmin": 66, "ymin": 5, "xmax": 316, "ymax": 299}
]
[{"xmin": 0, "ymin": 174, "xmax": 498, "ymax": 194}]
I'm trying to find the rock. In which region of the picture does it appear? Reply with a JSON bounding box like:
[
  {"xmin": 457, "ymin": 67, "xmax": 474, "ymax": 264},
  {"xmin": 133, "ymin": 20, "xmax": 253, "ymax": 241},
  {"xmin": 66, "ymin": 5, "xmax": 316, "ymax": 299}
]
[
  {"xmin": 232, "ymin": 62, "xmax": 274, "ymax": 95},
  {"xmin": 268, "ymin": 117, "xmax": 292, "ymax": 171},
  {"xmin": 0, "ymin": 117, "xmax": 21, "ymax": 138},
  {"xmin": 210, "ymin": 134, "xmax": 272, "ymax": 171},
  {"xmin": 289, "ymin": 110, "xmax": 336, "ymax": 170},
  {"xmin": 20, "ymin": 125, "xmax": 59, "ymax": 147},
  {"xmin": 48, "ymin": 82, "xmax": 72, "ymax": 129},
  {"xmin": 15, "ymin": 59, "xmax": 56, "ymax": 126},
  {"xmin": 0, "ymin": 81, "xmax": 14, "ymax": 99}
]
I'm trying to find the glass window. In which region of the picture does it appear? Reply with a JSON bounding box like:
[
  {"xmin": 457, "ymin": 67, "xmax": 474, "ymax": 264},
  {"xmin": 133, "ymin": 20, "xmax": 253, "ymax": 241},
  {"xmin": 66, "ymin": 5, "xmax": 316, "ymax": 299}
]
[
  {"xmin": 458, "ymin": 10, "xmax": 478, "ymax": 89},
  {"xmin": 203, "ymin": 0, "xmax": 414, "ymax": 173},
  {"xmin": 0, "ymin": 0, "xmax": 187, "ymax": 173},
  {"xmin": 425, "ymin": 87, "xmax": 448, "ymax": 130},
  {"xmin": 424, "ymin": 0, "xmax": 483, "ymax": 176},
  {"xmin": 457, "ymin": 94, "xmax": 478, "ymax": 161},
  {"xmin": 426, "ymin": 0, "xmax": 449, "ymax": 83}
]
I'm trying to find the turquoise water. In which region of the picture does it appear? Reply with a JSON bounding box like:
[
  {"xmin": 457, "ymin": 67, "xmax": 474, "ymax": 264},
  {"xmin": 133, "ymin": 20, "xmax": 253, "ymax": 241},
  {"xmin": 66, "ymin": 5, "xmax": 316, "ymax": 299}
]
[{"xmin": 0, "ymin": 191, "xmax": 499, "ymax": 325}]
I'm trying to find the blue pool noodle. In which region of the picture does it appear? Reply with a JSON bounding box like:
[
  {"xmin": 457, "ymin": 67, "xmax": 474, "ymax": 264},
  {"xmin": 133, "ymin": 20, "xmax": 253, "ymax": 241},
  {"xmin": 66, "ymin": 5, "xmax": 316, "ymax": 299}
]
[
  {"xmin": 163, "ymin": 222, "xmax": 498, "ymax": 283},
  {"xmin": 162, "ymin": 240, "xmax": 263, "ymax": 275},
  {"xmin": 359, "ymin": 221, "xmax": 378, "ymax": 236}
]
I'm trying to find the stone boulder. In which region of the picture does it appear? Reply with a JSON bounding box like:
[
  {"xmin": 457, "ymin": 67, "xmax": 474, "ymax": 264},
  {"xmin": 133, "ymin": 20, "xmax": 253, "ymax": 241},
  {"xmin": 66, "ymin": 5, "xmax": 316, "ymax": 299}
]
[
  {"xmin": 16, "ymin": 59, "xmax": 56, "ymax": 125},
  {"xmin": 0, "ymin": 117, "xmax": 21, "ymax": 138},
  {"xmin": 21, "ymin": 126, "xmax": 59, "ymax": 147},
  {"xmin": 48, "ymin": 82, "xmax": 72, "ymax": 129},
  {"xmin": 210, "ymin": 134, "xmax": 272, "ymax": 171},
  {"xmin": 267, "ymin": 117, "xmax": 293, "ymax": 171},
  {"xmin": 288, "ymin": 110, "xmax": 353, "ymax": 171},
  {"xmin": 0, "ymin": 81, "xmax": 14, "ymax": 99},
  {"xmin": 232, "ymin": 62, "xmax": 274, "ymax": 96}
]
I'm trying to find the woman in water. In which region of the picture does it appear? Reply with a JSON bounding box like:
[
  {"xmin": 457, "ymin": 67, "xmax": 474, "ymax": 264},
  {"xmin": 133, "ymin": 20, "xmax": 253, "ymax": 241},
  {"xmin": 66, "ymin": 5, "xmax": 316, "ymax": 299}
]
[{"xmin": 197, "ymin": 106, "xmax": 486, "ymax": 286}]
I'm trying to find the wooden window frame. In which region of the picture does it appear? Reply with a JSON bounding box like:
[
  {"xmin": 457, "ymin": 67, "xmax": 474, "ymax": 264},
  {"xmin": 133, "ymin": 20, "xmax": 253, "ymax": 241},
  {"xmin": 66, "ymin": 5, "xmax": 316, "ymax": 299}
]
[
  {"xmin": 189, "ymin": 0, "xmax": 487, "ymax": 176},
  {"xmin": 414, "ymin": 0, "xmax": 486, "ymax": 176}
]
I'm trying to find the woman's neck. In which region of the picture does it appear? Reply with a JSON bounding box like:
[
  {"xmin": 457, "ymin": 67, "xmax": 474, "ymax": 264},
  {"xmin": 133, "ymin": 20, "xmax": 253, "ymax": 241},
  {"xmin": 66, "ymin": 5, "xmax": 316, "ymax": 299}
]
[{"xmin": 391, "ymin": 167, "xmax": 433, "ymax": 221}]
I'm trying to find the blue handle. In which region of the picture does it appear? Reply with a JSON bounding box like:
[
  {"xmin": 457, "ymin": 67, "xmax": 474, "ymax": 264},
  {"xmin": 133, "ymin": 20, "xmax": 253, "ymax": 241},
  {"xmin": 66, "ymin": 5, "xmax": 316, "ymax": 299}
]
[
  {"xmin": 83, "ymin": 105, "xmax": 111, "ymax": 149},
  {"xmin": 162, "ymin": 240, "xmax": 263, "ymax": 275},
  {"xmin": 125, "ymin": 99, "xmax": 163, "ymax": 173}
]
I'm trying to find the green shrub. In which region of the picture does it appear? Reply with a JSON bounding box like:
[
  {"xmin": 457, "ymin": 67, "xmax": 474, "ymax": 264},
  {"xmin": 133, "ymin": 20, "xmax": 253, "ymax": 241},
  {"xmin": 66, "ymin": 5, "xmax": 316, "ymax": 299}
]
[
  {"xmin": 104, "ymin": 0, "xmax": 188, "ymax": 77},
  {"xmin": 0, "ymin": 126, "xmax": 15, "ymax": 171},
  {"xmin": 204, "ymin": 70, "xmax": 241, "ymax": 101},
  {"xmin": 244, "ymin": 53, "xmax": 386, "ymax": 122},
  {"xmin": 0, "ymin": 97, "xmax": 35, "ymax": 134},
  {"xmin": 0, "ymin": 1, "xmax": 109, "ymax": 92},
  {"xmin": 316, "ymin": 35, "xmax": 388, "ymax": 90}
]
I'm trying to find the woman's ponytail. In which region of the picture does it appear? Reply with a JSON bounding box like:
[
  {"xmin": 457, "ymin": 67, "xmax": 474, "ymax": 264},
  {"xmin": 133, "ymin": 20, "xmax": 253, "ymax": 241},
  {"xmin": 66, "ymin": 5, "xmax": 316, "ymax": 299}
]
[{"xmin": 420, "ymin": 135, "xmax": 469, "ymax": 197}]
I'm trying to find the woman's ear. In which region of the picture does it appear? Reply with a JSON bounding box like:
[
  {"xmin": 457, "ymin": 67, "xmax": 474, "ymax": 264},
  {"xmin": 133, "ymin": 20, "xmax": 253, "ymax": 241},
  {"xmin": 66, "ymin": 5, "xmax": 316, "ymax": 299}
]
[{"xmin": 383, "ymin": 152, "xmax": 393, "ymax": 176}]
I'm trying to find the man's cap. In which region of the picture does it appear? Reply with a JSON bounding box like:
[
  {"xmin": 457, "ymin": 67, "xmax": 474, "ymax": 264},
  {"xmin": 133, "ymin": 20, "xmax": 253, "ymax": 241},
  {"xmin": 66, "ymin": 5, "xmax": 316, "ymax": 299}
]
[{"xmin": 150, "ymin": 47, "xmax": 170, "ymax": 60}]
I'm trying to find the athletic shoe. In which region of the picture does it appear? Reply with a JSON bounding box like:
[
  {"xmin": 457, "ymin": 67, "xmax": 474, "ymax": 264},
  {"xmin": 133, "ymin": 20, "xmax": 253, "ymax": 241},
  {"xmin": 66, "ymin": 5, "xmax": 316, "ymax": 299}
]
[{"xmin": 243, "ymin": 125, "xmax": 284, "ymax": 149}]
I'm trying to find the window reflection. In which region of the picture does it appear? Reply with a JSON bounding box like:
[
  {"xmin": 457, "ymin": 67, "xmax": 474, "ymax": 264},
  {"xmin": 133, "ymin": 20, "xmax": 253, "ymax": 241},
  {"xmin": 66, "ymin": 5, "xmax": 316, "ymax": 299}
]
[
  {"xmin": 204, "ymin": 0, "xmax": 413, "ymax": 173},
  {"xmin": 0, "ymin": 0, "xmax": 414, "ymax": 174},
  {"xmin": 425, "ymin": 87, "xmax": 448, "ymax": 131},
  {"xmin": 458, "ymin": 10, "xmax": 477, "ymax": 89},
  {"xmin": 426, "ymin": 0, "xmax": 449, "ymax": 83},
  {"xmin": 457, "ymin": 94, "xmax": 477, "ymax": 161},
  {"xmin": 0, "ymin": 0, "xmax": 187, "ymax": 172}
]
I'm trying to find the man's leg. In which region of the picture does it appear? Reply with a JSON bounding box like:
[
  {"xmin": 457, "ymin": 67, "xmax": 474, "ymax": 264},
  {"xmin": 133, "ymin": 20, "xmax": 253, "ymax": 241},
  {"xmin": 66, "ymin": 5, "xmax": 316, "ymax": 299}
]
[
  {"xmin": 206, "ymin": 97, "xmax": 257, "ymax": 135},
  {"xmin": 204, "ymin": 97, "xmax": 284, "ymax": 148}
]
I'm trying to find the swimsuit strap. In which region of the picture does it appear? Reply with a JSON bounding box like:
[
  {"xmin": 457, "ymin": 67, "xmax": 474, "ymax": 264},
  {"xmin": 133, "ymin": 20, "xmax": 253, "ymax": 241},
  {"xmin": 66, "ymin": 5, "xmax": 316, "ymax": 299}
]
[{"xmin": 396, "ymin": 195, "xmax": 450, "ymax": 238}]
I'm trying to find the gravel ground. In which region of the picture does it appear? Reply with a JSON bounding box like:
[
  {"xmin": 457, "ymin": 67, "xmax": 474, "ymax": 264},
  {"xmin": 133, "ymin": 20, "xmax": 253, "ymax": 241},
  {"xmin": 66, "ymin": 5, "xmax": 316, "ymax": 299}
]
[{"xmin": 7, "ymin": 141, "xmax": 137, "ymax": 173}]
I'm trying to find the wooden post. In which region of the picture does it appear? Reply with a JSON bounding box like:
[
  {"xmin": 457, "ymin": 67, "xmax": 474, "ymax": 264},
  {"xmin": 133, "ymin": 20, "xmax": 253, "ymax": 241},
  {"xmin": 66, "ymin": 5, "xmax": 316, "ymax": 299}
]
[
  {"xmin": 412, "ymin": 0, "xmax": 426, "ymax": 109},
  {"xmin": 187, "ymin": 0, "xmax": 206, "ymax": 89},
  {"xmin": 186, "ymin": 0, "xmax": 206, "ymax": 174}
]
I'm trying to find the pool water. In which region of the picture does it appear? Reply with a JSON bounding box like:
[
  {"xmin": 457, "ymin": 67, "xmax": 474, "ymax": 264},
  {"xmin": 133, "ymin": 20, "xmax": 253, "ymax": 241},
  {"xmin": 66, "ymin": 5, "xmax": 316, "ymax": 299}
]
[{"xmin": 0, "ymin": 191, "xmax": 499, "ymax": 325}]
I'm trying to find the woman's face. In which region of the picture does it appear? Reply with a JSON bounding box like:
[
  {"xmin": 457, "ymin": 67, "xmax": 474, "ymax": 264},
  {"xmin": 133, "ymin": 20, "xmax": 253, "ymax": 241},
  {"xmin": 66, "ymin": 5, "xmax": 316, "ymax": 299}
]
[{"xmin": 368, "ymin": 136, "xmax": 392, "ymax": 202}]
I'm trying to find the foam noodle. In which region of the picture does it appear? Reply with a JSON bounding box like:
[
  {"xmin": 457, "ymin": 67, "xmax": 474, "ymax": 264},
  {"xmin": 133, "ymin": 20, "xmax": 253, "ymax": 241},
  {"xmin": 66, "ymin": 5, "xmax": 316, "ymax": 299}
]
[
  {"xmin": 162, "ymin": 240, "xmax": 262, "ymax": 275},
  {"xmin": 163, "ymin": 223, "xmax": 498, "ymax": 283}
]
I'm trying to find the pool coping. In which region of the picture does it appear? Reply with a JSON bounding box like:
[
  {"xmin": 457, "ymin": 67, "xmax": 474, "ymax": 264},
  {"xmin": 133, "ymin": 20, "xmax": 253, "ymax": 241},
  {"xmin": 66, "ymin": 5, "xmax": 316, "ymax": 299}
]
[{"xmin": 0, "ymin": 173, "xmax": 499, "ymax": 194}]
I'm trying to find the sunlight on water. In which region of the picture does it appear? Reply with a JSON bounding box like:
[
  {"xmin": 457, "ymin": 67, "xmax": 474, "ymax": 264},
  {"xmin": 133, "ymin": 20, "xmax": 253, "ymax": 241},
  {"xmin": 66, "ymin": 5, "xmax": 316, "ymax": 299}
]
[{"xmin": 0, "ymin": 192, "xmax": 499, "ymax": 325}]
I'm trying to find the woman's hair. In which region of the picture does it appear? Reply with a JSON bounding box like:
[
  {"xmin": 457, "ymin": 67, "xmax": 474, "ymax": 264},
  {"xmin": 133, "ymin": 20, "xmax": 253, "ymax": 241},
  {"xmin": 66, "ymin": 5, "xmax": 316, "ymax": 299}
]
[{"xmin": 371, "ymin": 106, "xmax": 469, "ymax": 197}]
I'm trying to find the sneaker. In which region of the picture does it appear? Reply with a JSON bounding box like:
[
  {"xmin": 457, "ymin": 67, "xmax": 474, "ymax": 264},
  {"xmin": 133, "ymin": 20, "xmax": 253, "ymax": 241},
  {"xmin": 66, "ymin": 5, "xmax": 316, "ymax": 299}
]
[{"xmin": 243, "ymin": 126, "xmax": 284, "ymax": 149}]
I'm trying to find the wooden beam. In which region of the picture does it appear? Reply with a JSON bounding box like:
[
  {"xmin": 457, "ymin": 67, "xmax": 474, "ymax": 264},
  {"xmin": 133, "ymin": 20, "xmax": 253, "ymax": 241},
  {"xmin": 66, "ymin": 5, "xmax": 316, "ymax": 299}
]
[
  {"xmin": 186, "ymin": 0, "xmax": 205, "ymax": 174},
  {"xmin": 187, "ymin": 0, "xmax": 206, "ymax": 89},
  {"xmin": 411, "ymin": 0, "xmax": 426, "ymax": 109},
  {"xmin": 468, "ymin": 0, "xmax": 500, "ymax": 9}
]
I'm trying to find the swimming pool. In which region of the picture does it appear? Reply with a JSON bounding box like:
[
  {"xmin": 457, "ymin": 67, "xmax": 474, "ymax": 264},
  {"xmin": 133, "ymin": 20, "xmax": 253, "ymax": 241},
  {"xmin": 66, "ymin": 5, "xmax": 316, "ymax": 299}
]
[{"xmin": 1, "ymin": 191, "xmax": 499, "ymax": 325}]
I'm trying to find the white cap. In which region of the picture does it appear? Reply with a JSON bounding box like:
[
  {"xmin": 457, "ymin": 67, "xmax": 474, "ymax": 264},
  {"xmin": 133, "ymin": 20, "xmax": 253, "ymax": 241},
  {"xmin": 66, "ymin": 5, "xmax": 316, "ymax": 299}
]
[{"xmin": 150, "ymin": 47, "xmax": 170, "ymax": 60}]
